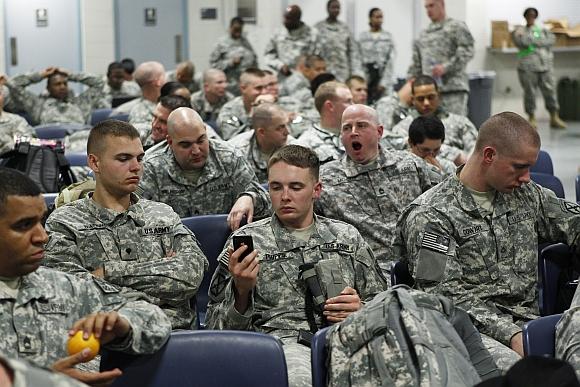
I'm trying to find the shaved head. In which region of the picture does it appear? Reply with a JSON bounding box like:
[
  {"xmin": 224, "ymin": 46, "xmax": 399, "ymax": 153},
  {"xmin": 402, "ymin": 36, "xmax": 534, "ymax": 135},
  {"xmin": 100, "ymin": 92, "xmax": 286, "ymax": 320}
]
[
  {"xmin": 133, "ymin": 61, "xmax": 165, "ymax": 87},
  {"xmin": 203, "ymin": 68, "xmax": 226, "ymax": 83},
  {"xmin": 167, "ymin": 107, "xmax": 205, "ymax": 137},
  {"xmin": 342, "ymin": 104, "xmax": 379, "ymax": 125},
  {"xmin": 475, "ymin": 112, "xmax": 540, "ymax": 155}
]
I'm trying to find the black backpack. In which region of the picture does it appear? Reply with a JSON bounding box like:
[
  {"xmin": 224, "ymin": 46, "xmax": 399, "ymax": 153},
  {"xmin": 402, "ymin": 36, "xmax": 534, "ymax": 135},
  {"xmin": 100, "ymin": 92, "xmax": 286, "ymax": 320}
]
[{"xmin": 0, "ymin": 141, "xmax": 77, "ymax": 193}]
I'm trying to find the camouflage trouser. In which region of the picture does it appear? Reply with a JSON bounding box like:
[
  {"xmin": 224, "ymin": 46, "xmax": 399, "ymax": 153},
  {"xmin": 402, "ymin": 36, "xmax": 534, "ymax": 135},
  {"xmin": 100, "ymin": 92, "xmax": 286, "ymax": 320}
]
[
  {"xmin": 480, "ymin": 334, "xmax": 521, "ymax": 373},
  {"xmin": 440, "ymin": 91, "xmax": 469, "ymax": 116},
  {"xmin": 517, "ymin": 68, "xmax": 558, "ymax": 115},
  {"xmin": 281, "ymin": 339, "xmax": 312, "ymax": 387}
]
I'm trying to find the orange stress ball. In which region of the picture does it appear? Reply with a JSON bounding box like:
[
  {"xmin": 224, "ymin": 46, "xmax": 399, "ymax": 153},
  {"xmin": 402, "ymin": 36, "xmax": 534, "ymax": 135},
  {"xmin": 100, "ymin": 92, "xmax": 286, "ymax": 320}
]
[{"xmin": 67, "ymin": 331, "xmax": 100, "ymax": 361}]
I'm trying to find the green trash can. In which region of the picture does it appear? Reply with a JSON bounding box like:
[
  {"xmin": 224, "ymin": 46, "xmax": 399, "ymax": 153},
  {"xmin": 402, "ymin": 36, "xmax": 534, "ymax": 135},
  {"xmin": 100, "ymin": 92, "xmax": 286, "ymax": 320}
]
[{"xmin": 467, "ymin": 71, "xmax": 495, "ymax": 129}]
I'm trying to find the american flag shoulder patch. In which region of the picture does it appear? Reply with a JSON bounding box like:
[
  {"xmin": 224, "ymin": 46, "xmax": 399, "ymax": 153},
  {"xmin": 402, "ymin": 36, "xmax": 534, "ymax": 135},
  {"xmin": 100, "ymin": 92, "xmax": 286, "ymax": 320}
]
[{"xmin": 421, "ymin": 231, "xmax": 450, "ymax": 254}]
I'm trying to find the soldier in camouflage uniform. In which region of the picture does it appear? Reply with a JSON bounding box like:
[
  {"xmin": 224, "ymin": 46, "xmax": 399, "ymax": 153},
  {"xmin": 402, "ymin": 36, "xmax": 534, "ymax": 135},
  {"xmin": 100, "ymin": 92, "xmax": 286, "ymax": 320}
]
[
  {"xmin": 0, "ymin": 354, "xmax": 90, "ymax": 387},
  {"xmin": 359, "ymin": 7, "xmax": 396, "ymax": 104},
  {"xmin": 556, "ymin": 285, "xmax": 580, "ymax": 379},
  {"xmin": 314, "ymin": 0, "xmax": 364, "ymax": 83},
  {"xmin": 5, "ymin": 67, "xmax": 106, "ymax": 125},
  {"xmin": 142, "ymin": 95, "xmax": 191, "ymax": 149},
  {"xmin": 512, "ymin": 7, "xmax": 566, "ymax": 129},
  {"xmin": 408, "ymin": 116, "xmax": 457, "ymax": 176},
  {"xmin": 293, "ymin": 81, "xmax": 352, "ymax": 164},
  {"xmin": 140, "ymin": 108, "xmax": 270, "ymax": 219},
  {"xmin": 392, "ymin": 75, "xmax": 477, "ymax": 165},
  {"xmin": 206, "ymin": 145, "xmax": 387, "ymax": 387},
  {"xmin": 264, "ymin": 5, "xmax": 318, "ymax": 82},
  {"xmin": 408, "ymin": 0, "xmax": 474, "ymax": 116},
  {"xmin": 191, "ymin": 69, "xmax": 234, "ymax": 124},
  {"xmin": 102, "ymin": 62, "xmax": 141, "ymax": 101},
  {"xmin": 210, "ymin": 17, "xmax": 258, "ymax": 96},
  {"xmin": 44, "ymin": 121, "xmax": 207, "ymax": 330},
  {"xmin": 375, "ymin": 79, "xmax": 413, "ymax": 131},
  {"xmin": 316, "ymin": 105, "xmax": 441, "ymax": 277},
  {"xmin": 228, "ymin": 103, "xmax": 292, "ymax": 184},
  {"xmin": 395, "ymin": 112, "xmax": 580, "ymax": 370},
  {"xmin": 279, "ymin": 54, "xmax": 326, "ymax": 103},
  {"xmin": 0, "ymin": 80, "xmax": 35, "ymax": 153},
  {"xmin": 345, "ymin": 76, "xmax": 368, "ymax": 105},
  {"xmin": 0, "ymin": 167, "xmax": 171, "ymax": 385},
  {"xmin": 128, "ymin": 61, "xmax": 166, "ymax": 136},
  {"xmin": 217, "ymin": 68, "xmax": 268, "ymax": 140}
]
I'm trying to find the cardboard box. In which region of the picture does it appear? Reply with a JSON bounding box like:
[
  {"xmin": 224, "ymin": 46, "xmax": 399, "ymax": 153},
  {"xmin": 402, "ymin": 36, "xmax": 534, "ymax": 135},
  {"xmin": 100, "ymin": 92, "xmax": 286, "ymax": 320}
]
[
  {"xmin": 554, "ymin": 33, "xmax": 568, "ymax": 47},
  {"xmin": 567, "ymin": 37, "xmax": 580, "ymax": 46},
  {"xmin": 491, "ymin": 21, "xmax": 512, "ymax": 48}
]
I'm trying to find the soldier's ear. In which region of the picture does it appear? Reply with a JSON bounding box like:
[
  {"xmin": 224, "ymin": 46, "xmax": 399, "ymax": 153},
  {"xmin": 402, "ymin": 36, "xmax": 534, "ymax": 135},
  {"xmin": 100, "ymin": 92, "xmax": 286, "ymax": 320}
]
[
  {"xmin": 482, "ymin": 146, "xmax": 496, "ymax": 165},
  {"xmin": 88, "ymin": 153, "xmax": 100, "ymax": 173},
  {"xmin": 312, "ymin": 180, "xmax": 322, "ymax": 199}
]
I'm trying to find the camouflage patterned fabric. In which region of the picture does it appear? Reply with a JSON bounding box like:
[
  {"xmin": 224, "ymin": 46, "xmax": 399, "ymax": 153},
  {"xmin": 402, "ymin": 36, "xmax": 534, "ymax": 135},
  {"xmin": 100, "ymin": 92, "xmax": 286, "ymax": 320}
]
[
  {"xmin": 0, "ymin": 112, "xmax": 35, "ymax": 153},
  {"xmin": 279, "ymin": 71, "xmax": 310, "ymax": 100},
  {"xmin": 216, "ymin": 96, "xmax": 250, "ymax": 140},
  {"xmin": 206, "ymin": 214, "xmax": 388, "ymax": 387},
  {"xmin": 190, "ymin": 90, "xmax": 234, "ymax": 123},
  {"xmin": 359, "ymin": 30, "xmax": 396, "ymax": 94},
  {"xmin": 314, "ymin": 20, "xmax": 364, "ymax": 82},
  {"xmin": 0, "ymin": 266, "xmax": 171, "ymax": 368},
  {"xmin": 317, "ymin": 147, "xmax": 441, "ymax": 277},
  {"xmin": 374, "ymin": 91, "xmax": 410, "ymax": 131},
  {"xmin": 128, "ymin": 98, "xmax": 156, "ymax": 139},
  {"xmin": 139, "ymin": 139, "xmax": 270, "ymax": 218},
  {"xmin": 264, "ymin": 23, "xmax": 318, "ymax": 80},
  {"xmin": 556, "ymin": 284, "xmax": 580, "ymax": 380},
  {"xmin": 0, "ymin": 354, "xmax": 88, "ymax": 387},
  {"xmin": 6, "ymin": 72, "xmax": 107, "ymax": 125},
  {"xmin": 292, "ymin": 124, "xmax": 344, "ymax": 164},
  {"xmin": 44, "ymin": 194, "xmax": 208, "ymax": 329},
  {"xmin": 210, "ymin": 35, "xmax": 258, "ymax": 96}
]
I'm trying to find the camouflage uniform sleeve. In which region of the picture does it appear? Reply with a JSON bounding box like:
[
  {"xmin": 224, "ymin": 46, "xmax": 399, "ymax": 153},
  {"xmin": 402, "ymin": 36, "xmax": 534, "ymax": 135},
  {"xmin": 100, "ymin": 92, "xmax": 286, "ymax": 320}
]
[
  {"xmin": 13, "ymin": 115, "xmax": 35, "ymax": 138},
  {"xmin": 379, "ymin": 38, "xmax": 395, "ymax": 92},
  {"xmin": 407, "ymin": 40, "xmax": 422, "ymax": 79},
  {"xmin": 1, "ymin": 355, "xmax": 89, "ymax": 387},
  {"xmin": 535, "ymin": 186, "xmax": 580, "ymax": 249},
  {"xmin": 348, "ymin": 33, "xmax": 365, "ymax": 79},
  {"xmin": 103, "ymin": 213, "xmax": 209, "ymax": 304},
  {"xmin": 397, "ymin": 205, "xmax": 522, "ymax": 345},
  {"xmin": 439, "ymin": 143, "xmax": 462, "ymax": 163},
  {"xmin": 205, "ymin": 241, "xmax": 256, "ymax": 330},
  {"xmin": 538, "ymin": 28, "xmax": 556, "ymax": 47},
  {"xmin": 440, "ymin": 23, "xmax": 474, "ymax": 77},
  {"xmin": 263, "ymin": 37, "xmax": 285, "ymax": 72},
  {"xmin": 138, "ymin": 160, "xmax": 161, "ymax": 201},
  {"xmin": 462, "ymin": 118, "xmax": 478, "ymax": 155},
  {"xmin": 5, "ymin": 73, "xmax": 43, "ymax": 122},
  {"xmin": 69, "ymin": 72, "xmax": 109, "ymax": 116},
  {"xmin": 209, "ymin": 41, "xmax": 232, "ymax": 71},
  {"xmin": 231, "ymin": 152, "xmax": 272, "ymax": 218},
  {"xmin": 352, "ymin": 233, "xmax": 389, "ymax": 301},
  {"xmin": 556, "ymin": 286, "xmax": 580, "ymax": 380},
  {"xmin": 414, "ymin": 157, "xmax": 443, "ymax": 191},
  {"xmin": 511, "ymin": 26, "xmax": 531, "ymax": 49}
]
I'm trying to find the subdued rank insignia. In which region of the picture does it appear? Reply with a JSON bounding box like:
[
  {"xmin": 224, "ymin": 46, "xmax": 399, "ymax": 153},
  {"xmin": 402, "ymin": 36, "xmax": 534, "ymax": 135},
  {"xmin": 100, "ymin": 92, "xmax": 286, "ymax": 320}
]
[
  {"xmin": 93, "ymin": 277, "xmax": 121, "ymax": 294},
  {"xmin": 421, "ymin": 231, "xmax": 450, "ymax": 254},
  {"xmin": 561, "ymin": 201, "xmax": 580, "ymax": 215}
]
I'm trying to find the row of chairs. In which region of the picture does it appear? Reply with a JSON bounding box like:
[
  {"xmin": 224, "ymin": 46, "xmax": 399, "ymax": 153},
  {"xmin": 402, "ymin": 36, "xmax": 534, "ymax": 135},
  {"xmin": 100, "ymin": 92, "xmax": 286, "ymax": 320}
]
[
  {"xmin": 529, "ymin": 149, "xmax": 580, "ymax": 202},
  {"xmin": 34, "ymin": 110, "xmax": 129, "ymax": 140}
]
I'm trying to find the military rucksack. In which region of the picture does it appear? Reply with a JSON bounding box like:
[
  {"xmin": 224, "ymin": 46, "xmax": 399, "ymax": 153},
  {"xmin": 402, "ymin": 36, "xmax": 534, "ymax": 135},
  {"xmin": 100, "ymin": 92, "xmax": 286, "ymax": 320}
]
[
  {"xmin": 326, "ymin": 286, "xmax": 487, "ymax": 387},
  {"xmin": 0, "ymin": 141, "xmax": 76, "ymax": 193},
  {"xmin": 55, "ymin": 179, "xmax": 96, "ymax": 208}
]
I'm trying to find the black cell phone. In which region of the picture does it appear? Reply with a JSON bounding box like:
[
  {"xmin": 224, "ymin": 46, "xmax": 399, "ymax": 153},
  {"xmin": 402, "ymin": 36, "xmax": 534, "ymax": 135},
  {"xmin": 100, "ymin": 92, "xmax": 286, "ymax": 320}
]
[{"xmin": 233, "ymin": 235, "xmax": 254, "ymax": 262}]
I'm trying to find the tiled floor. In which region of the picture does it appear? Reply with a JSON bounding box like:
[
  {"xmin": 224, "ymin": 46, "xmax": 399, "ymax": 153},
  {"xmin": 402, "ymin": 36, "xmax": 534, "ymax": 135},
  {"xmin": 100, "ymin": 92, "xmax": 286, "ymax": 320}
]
[{"xmin": 535, "ymin": 119, "xmax": 580, "ymax": 202}]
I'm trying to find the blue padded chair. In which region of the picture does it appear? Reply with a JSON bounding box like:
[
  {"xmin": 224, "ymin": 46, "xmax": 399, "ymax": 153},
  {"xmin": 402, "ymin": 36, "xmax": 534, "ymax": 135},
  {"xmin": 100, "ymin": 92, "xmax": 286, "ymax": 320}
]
[
  {"xmin": 530, "ymin": 150, "xmax": 554, "ymax": 175},
  {"xmin": 181, "ymin": 214, "xmax": 231, "ymax": 325},
  {"xmin": 90, "ymin": 108, "xmax": 113, "ymax": 126},
  {"xmin": 539, "ymin": 244, "xmax": 568, "ymax": 316},
  {"xmin": 531, "ymin": 172, "xmax": 565, "ymax": 199},
  {"xmin": 43, "ymin": 193, "xmax": 58, "ymax": 207},
  {"xmin": 522, "ymin": 314, "xmax": 562, "ymax": 357},
  {"xmin": 108, "ymin": 113, "xmax": 129, "ymax": 122},
  {"xmin": 312, "ymin": 326, "xmax": 331, "ymax": 387},
  {"xmin": 576, "ymin": 175, "xmax": 580, "ymax": 203},
  {"xmin": 101, "ymin": 330, "xmax": 289, "ymax": 387},
  {"xmin": 34, "ymin": 123, "xmax": 90, "ymax": 140},
  {"xmin": 65, "ymin": 152, "xmax": 88, "ymax": 167},
  {"xmin": 390, "ymin": 260, "xmax": 415, "ymax": 287}
]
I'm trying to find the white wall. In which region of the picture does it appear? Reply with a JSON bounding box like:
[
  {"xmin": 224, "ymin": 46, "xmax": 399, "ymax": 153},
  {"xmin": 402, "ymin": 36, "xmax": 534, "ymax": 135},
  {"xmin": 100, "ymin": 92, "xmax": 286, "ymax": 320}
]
[{"xmin": 81, "ymin": 0, "xmax": 115, "ymax": 74}]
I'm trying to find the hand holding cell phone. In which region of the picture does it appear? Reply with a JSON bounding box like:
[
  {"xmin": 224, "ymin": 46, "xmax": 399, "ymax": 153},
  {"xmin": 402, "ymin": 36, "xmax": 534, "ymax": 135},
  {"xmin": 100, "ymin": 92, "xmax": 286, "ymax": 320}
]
[{"xmin": 233, "ymin": 235, "xmax": 254, "ymax": 263}]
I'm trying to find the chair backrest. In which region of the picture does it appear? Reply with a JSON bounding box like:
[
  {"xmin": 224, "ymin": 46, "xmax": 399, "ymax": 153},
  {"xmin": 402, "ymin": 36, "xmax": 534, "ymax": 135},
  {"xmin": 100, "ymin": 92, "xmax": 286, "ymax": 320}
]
[
  {"xmin": 311, "ymin": 326, "xmax": 331, "ymax": 387},
  {"xmin": 390, "ymin": 260, "xmax": 415, "ymax": 287},
  {"xmin": 522, "ymin": 314, "xmax": 562, "ymax": 357},
  {"xmin": 34, "ymin": 123, "xmax": 90, "ymax": 140},
  {"xmin": 531, "ymin": 172, "xmax": 565, "ymax": 199},
  {"xmin": 108, "ymin": 113, "xmax": 130, "ymax": 122},
  {"xmin": 576, "ymin": 175, "xmax": 580, "ymax": 203},
  {"xmin": 530, "ymin": 150, "xmax": 554, "ymax": 175},
  {"xmin": 101, "ymin": 330, "xmax": 289, "ymax": 387},
  {"xmin": 181, "ymin": 214, "xmax": 231, "ymax": 323},
  {"xmin": 43, "ymin": 193, "xmax": 58, "ymax": 208},
  {"xmin": 90, "ymin": 108, "xmax": 113, "ymax": 126},
  {"xmin": 539, "ymin": 243, "xmax": 569, "ymax": 316},
  {"xmin": 65, "ymin": 152, "xmax": 88, "ymax": 167}
]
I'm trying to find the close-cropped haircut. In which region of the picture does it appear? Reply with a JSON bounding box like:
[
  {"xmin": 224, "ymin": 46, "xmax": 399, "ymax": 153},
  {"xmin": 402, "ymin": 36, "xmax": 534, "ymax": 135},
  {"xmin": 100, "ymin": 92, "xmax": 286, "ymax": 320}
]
[
  {"xmin": 346, "ymin": 75, "xmax": 366, "ymax": 88},
  {"xmin": 412, "ymin": 75, "xmax": 439, "ymax": 94},
  {"xmin": 475, "ymin": 112, "xmax": 541, "ymax": 154},
  {"xmin": 327, "ymin": 0, "xmax": 339, "ymax": 9},
  {"xmin": 304, "ymin": 54, "xmax": 324, "ymax": 69},
  {"xmin": 160, "ymin": 95, "xmax": 191, "ymax": 110},
  {"xmin": 47, "ymin": 71, "xmax": 68, "ymax": 87},
  {"xmin": 0, "ymin": 167, "xmax": 41, "ymax": 215},
  {"xmin": 523, "ymin": 7, "xmax": 538, "ymax": 18},
  {"xmin": 314, "ymin": 81, "xmax": 346, "ymax": 113},
  {"xmin": 87, "ymin": 120, "xmax": 140, "ymax": 156},
  {"xmin": 408, "ymin": 116, "xmax": 446, "ymax": 145},
  {"xmin": 310, "ymin": 73, "xmax": 336, "ymax": 97},
  {"xmin": 239, "ymin": 67, "xmax": 265, "ymax": 85},
  {"xmin": 252, "ymin": 103, "xmax": 283, "ymax": 130},
  {"xmin": 107, "ymin": 62, "xmax": 124, "ymax": 76},
  {"xmin": 121, "ymin": 58, "xmax": 136, "ymax": 74},
  {"xmin": 369, "ymin": 7, "xmax": 381, "ymax": 18},
  {"xmin": 268, "ymin": 145, "xmax": 320, "ymax": 181},
  {"xmin": 160, "ymin": 81, "xmax": 189, "ymax": 98},
  {"xmin": 230, "ymin": 16, "xmax": 244, "ymax": 26}
]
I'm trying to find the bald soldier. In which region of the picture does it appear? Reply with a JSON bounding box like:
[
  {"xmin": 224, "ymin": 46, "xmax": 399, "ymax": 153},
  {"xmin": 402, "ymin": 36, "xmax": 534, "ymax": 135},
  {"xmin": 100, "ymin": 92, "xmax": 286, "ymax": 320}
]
[
  {"xmin": 139, "ymin": 108, "xmax": 270, "ymax": 219},
  {"xmin": 190, "ymin": 69, "xmax": 234, "ymax": 123},
  {"xmin": 125, "ymin": 61, "xmax": 166, "ymax": 134},
  {"xmin": 316, "ymin": 104, "xmax": 441, "ymax": 277},
  {"xmin": 396, "ymin": 112, "xmax": 580, "ymax": 370}
]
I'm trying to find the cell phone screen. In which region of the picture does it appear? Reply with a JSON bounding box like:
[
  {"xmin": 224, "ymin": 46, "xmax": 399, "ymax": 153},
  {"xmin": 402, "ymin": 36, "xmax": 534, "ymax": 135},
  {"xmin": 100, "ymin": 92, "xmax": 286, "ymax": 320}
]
[{"xmin": 233, "ymin": 235, "xmax": 254, "ymax": 262}]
